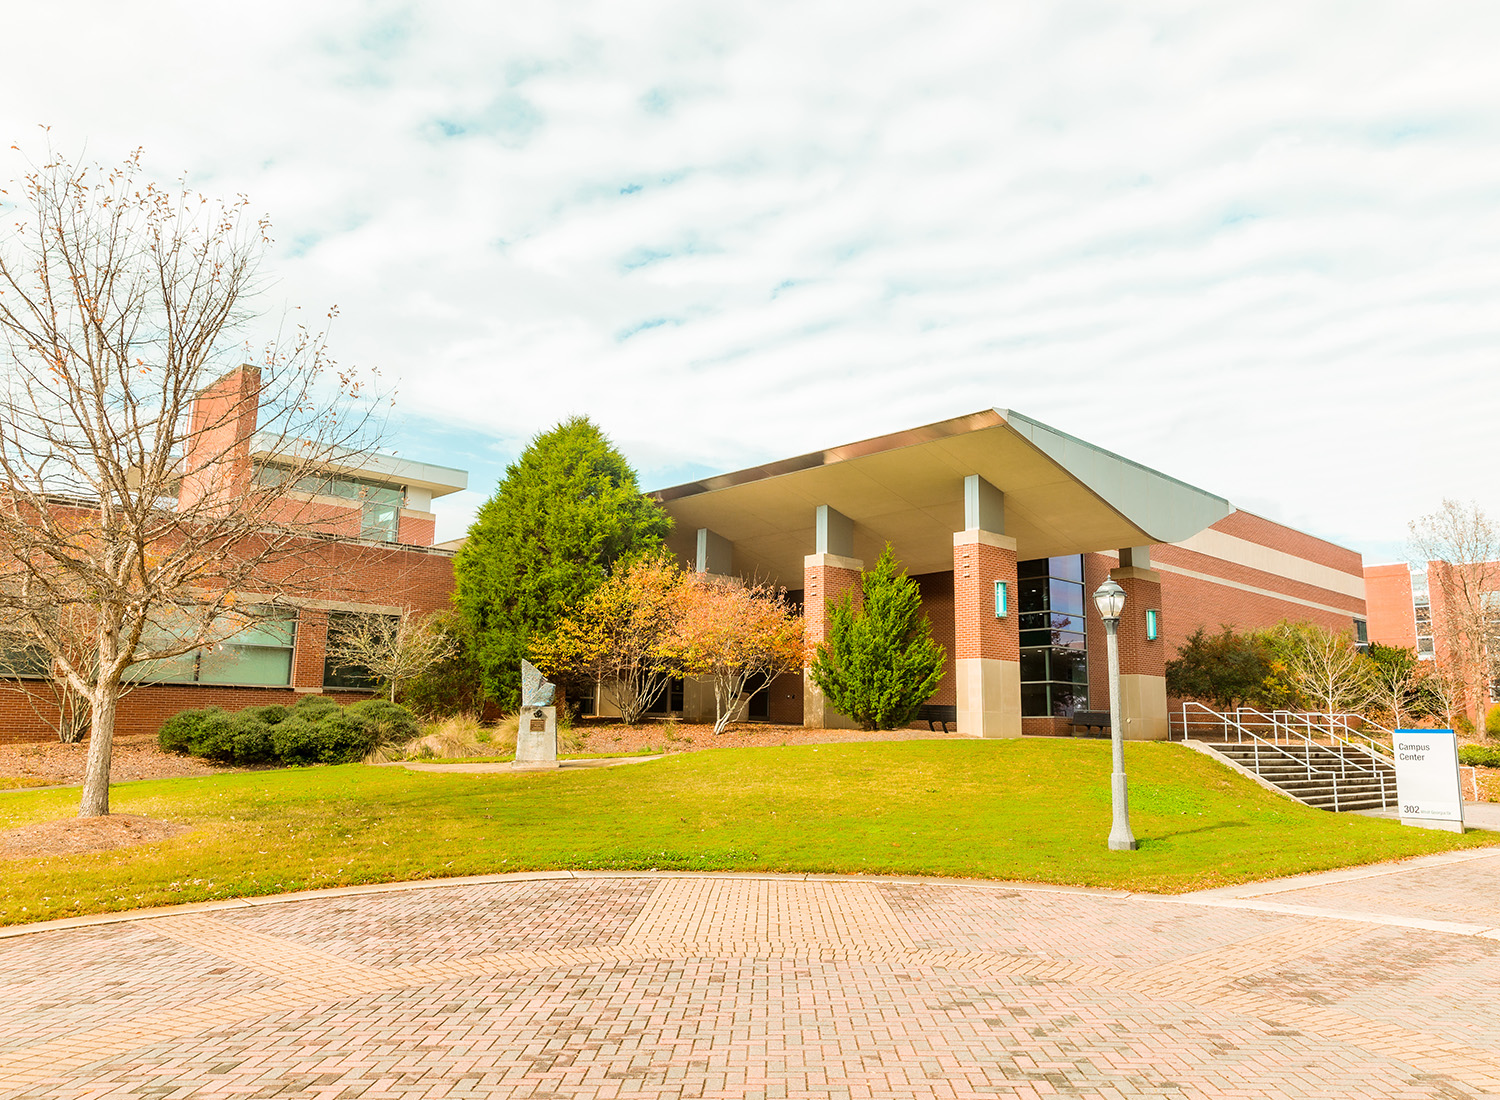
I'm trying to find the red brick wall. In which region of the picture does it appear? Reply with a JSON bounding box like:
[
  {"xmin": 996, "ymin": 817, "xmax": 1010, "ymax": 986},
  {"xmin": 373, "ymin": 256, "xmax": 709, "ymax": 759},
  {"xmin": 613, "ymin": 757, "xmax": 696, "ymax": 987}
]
[
  {"xmin": 803, "ymin": 558, "xmax": 863, "ymax": 648},
  {"xmin": 1364, "ymin": 564, "xmax": 1417, "ymax": 648},
  {"xmin": 914, "ymin": 572, "xmax": 956, "ymax": 706},
  {"xmin": 952, "ymin": 539, "xmax": 1018, "ymax": 662},
  {"xmin": 0, "ymin": 543, "xmax": 455, "ymax": 744},
  {"xmin": 767, "ymin": 671, "xmax": 804, "ymax": 724}
]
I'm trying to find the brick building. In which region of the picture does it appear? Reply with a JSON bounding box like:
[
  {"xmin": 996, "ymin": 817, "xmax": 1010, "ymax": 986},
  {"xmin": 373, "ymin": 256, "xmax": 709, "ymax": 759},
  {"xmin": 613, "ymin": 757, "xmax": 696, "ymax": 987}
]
[
  {"xmin": 0, "ymin": 367, "xmax": 467, "ymax": 744},
  {"xmin": 1365, "ymin": 559, "xmax": 1499, "ymax": 713},
  {"xmin": 646, "ymin": 410, "xmax": 1368, "ymax": 739}
]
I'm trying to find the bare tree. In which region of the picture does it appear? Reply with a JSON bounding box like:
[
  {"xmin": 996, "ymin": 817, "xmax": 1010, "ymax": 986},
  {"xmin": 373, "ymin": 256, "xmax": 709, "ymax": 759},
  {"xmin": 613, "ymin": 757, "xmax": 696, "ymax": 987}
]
[
  {"xmin": 325, "ymin": 609, "xmax": 458, "ymax": 703},
  {"xmin": 1263, "ymin": 621, "xmax": 1375, "ymax": 725},
  {"xmin": 0, "ymin": 144, "xmax": 383, "ymax": 816},
  {"xmin": 1409, "ymin": 500, "xmax": 1500, "ymax": 733}
]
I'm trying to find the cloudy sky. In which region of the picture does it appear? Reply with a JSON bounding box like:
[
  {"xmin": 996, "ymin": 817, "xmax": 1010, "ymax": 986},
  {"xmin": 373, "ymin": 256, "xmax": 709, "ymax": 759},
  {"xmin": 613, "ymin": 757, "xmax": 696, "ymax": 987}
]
[{"xmin": 3, "ymin": 1, "xmax": 1497, "ymax": 561}]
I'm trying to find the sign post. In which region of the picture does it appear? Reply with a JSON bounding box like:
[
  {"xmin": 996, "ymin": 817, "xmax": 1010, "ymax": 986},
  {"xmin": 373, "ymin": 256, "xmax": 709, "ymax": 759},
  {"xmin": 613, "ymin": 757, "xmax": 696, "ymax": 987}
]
[{"xmin": 1392, "ymin": 729, "xmax": 1465, "ymax": 833}]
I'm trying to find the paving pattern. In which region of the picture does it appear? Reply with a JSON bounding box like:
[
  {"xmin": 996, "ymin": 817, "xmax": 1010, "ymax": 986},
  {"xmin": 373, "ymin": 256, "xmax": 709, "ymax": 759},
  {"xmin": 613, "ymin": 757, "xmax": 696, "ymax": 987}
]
[{"xmin": 6, "ymin": 854, "xmax": 1500, "ymax": 1099}]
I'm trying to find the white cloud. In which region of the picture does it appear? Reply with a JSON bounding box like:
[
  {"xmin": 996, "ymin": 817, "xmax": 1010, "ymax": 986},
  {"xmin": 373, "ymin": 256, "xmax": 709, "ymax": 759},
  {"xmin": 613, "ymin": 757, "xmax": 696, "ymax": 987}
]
[{"xmin": 3, "ymin": 0, "xmax": 1499, "ymax": 553}]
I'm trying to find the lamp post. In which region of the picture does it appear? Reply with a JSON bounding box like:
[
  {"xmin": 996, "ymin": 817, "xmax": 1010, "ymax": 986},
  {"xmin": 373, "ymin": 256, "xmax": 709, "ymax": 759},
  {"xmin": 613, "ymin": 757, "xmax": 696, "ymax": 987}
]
[{"xmin": 1093, "ymin": 578, "xmax": 1138, "ymax": 852}]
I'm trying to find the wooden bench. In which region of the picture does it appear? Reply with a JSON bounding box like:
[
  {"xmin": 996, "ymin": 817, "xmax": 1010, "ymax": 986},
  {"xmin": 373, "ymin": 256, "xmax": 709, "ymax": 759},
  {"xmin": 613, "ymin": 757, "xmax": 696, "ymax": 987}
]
[
  {"xmin": 1070, "ymin": 710, "xmax": 1112, "ymax": 738},
  {"xmin": 915, "ymin": 704, "xmax": 958, "ymax": 733}
]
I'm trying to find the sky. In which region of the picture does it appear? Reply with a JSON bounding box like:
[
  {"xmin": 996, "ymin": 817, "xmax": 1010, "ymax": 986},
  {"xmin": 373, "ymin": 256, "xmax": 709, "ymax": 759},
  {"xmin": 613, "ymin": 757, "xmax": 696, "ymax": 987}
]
[{"xmin": 2, "ymin": 0, "xmax": 1498, "ymax": 563}]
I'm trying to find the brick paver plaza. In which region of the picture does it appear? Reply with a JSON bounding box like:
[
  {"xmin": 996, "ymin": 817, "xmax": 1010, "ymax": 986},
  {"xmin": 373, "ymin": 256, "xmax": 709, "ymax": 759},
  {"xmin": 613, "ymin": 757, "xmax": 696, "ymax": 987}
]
[{"xmin": 6, "ymin": 851, "xmax": 1500, "ymax": 1099}]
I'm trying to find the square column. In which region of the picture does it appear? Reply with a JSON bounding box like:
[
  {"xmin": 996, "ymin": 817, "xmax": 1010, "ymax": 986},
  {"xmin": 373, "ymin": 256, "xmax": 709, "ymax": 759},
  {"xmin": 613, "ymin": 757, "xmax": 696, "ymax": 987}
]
[
  {"xmin": 1109, "ymin": 558, "xmax": 1169, "ymax": 740},
  {"xmin": 803, "ymin": 552, "xmax": 863, "ymax": 729},
  {"xmin": 953, "ymin": 530, "xmax": 1021, "ymax": 738}
]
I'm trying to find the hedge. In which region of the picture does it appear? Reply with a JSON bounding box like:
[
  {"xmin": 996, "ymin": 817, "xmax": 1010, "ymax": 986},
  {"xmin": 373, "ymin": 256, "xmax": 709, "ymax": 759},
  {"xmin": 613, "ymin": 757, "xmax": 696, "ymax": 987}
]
[
  {"xmin": 1458, "ymin": 744, "xmax": 1500, "ymax": 769},
  {"xmin": 158, "ymin": 696, "xmax": 419, "ymax": 766}
]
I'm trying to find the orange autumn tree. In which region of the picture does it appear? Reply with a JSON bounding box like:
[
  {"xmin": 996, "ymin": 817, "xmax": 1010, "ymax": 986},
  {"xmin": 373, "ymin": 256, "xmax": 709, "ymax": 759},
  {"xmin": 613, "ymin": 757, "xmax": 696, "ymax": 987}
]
[
  {"xmin": 670, "ymin": 576, "xmax": 806, "ymax": 735},
  {"xmin": 531, "ymin": 554, "xmax": 685, "ymax": 724}
]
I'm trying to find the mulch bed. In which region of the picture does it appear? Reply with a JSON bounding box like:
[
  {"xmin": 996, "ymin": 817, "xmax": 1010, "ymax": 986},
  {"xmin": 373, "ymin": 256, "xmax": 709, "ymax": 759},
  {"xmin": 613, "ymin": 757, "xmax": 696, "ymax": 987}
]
[
  {"xmin": 573, "ymin": 720, "xmax": 965, "ymax": 755},
  {"xmin": 1, "ymin": 813, "xmax": 190, "ymax": 860},
  {"xmin": 0, "ymin": 734, "xmax": 233, "ymax": 788}
]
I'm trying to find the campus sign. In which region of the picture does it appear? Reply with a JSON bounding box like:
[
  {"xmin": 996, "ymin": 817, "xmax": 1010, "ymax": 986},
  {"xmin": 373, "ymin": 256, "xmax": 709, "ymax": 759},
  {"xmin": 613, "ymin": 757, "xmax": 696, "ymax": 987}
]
[{"xmin": 1392, "ymin": 730, "xmax": 1465, "ymax": 832}]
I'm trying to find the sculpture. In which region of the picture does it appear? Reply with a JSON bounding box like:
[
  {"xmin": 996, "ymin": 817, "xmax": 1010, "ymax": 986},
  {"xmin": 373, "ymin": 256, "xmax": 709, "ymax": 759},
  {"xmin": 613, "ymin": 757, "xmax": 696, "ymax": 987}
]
[
  {"xmin": 520, "ymin": 659, "xmax": 557, "ymax": 707},
  {"xmin": 514, "ymin": 659, "xmax": 559, "ymax": 769}
]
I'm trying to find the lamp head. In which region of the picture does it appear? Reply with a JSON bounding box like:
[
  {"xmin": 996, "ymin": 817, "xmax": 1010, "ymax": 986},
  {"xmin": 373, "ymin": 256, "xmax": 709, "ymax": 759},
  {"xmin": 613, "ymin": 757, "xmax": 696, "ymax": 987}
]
[{"xmin": 1093, "ymin": 578, "xmax": 1127, "ymax": 622}]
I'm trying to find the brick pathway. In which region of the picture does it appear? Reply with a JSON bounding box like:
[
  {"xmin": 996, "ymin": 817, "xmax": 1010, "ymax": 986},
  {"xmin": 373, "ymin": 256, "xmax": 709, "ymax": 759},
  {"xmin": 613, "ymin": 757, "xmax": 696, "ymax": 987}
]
[{"xmin": 6, "ymin": 857, "xmax": 1500, "ymax": 1098}]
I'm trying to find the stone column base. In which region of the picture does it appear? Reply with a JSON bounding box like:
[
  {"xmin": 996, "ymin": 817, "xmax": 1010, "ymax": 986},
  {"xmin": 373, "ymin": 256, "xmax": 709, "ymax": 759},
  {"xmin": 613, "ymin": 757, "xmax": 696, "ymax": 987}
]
[
  {"xmin": 1117, "ymin": 675, "xmax": 1169, "ymax": 740},
  {"xmin": 955, "ymin": 657, "xmax": 1022, "ymax": 738},
  {"xmin": 803, "ymin": 671, "xmax": 861, "ymax": 730}
]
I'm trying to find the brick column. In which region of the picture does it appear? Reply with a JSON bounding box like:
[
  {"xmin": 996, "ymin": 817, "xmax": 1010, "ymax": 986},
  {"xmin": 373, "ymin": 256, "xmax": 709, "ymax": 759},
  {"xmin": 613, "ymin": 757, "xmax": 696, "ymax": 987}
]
[
  {"xmin": 292, "ymin": 608, "xmax": 328, "ymax": 692},
  {"xmin": 803, "ymin": 552, "xmax": 863, "ymax": 729},
  {"xmin": 953, "ymin": 530, "xmax": 1021, "ymax": 738},
  {"xmin": 1108, "ymin": 564, "xmax": 1168, "ymax": 739}
]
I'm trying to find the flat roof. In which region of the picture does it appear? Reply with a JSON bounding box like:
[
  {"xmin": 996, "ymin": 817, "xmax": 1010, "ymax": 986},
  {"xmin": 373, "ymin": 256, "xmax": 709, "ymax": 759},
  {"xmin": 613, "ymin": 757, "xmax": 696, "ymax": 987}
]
[{"xmin": 652, "ymin": 409, "xmax": 1233, "ymax": 585}]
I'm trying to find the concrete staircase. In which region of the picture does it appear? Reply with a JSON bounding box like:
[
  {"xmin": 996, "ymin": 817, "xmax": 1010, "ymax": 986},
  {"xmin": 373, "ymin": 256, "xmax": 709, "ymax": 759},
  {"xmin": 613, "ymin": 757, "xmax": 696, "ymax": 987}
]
[{"xmin": 1194, "ymin": 741, "xmax": 1398, "ymax": 812}]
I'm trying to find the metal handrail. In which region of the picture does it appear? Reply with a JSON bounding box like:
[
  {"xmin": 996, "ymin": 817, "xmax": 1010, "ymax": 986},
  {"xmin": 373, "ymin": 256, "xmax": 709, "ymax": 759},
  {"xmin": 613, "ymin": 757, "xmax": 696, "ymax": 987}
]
[{"xmin": 1178, "ymin": 701, "xmax": 1393, "ymax": 809}]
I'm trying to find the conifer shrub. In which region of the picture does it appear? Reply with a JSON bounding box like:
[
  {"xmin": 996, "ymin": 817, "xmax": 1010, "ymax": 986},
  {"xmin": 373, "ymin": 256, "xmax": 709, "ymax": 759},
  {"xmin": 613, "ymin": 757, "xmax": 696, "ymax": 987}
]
[{"xmin": 810, "ymin": 545, "xmax": 946, "ymax": 731}]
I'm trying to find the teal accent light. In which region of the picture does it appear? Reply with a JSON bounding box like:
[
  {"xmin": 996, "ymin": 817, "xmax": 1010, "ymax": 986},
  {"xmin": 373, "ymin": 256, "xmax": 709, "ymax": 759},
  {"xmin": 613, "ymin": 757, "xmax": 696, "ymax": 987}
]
[
  {"xmin": 1146, "ymin": 608, "xmax": 1159, "ymax": 641},
  {"xmin": 994, "ymin": 580, "xmax": 1008, "ymax": 618}
]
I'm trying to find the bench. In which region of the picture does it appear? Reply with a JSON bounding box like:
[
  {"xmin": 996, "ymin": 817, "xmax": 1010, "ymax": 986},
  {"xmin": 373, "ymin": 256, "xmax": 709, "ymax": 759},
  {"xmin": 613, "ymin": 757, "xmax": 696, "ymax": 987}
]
[
  {"xmin": 1070, "ymin": 710, "xmax": 1112, "ymax": 738},
  {"xmin": 915, "ymin": 704, "xmax": 958, "ymax": 733}
]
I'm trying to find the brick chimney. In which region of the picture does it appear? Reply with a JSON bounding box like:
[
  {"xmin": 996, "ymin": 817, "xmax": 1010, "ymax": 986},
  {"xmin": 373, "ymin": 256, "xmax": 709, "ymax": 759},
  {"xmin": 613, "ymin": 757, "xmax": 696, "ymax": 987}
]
[{"xmin": 176, "ymin": 365, "xmax": 262, "ymax": 513}]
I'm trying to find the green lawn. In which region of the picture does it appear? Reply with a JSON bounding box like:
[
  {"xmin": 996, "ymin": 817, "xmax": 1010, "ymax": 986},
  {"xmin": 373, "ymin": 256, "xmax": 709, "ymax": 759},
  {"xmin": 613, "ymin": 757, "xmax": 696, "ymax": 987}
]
[{"xmin": 2, "ymin": 740, "xmax": 1493, "ymax": 926}]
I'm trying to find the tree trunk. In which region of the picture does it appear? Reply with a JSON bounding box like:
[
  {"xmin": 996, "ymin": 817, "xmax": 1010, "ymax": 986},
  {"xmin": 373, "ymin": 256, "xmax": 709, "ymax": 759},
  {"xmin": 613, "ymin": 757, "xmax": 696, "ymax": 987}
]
[{"xmin": 79, "ymin": 683, "xmax": 120, "ymax": 817}]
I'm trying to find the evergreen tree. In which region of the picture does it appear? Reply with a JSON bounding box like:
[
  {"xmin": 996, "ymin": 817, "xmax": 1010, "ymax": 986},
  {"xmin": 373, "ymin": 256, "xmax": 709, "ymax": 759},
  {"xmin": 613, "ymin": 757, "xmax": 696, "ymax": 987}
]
[
  {"xmin": 810, "ymin": 546, "xmax": 946, "ymax": 730},
  {"xmin": 452, "ymin": 417, "xmax": 672, "ymax": 708}
]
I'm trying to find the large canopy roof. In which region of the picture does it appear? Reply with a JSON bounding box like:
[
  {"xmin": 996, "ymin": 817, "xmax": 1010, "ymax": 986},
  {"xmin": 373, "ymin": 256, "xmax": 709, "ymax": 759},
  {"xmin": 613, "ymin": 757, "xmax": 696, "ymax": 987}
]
[{"xmin": 652, "ymin": 410, "xmax": 1233, "ymax": 584}]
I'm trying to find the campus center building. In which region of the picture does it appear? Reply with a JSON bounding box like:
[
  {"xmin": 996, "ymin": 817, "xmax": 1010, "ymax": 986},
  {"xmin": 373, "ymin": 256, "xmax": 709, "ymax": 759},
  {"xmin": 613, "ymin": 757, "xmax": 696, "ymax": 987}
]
[{"xmin": 650, "ymin": 410, "xmax": 1369, "ymax": 739}]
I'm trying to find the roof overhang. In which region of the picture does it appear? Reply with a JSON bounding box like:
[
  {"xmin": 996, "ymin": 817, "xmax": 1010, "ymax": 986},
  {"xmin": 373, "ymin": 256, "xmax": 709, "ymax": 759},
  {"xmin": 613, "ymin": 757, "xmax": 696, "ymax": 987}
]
[
  {"xmin": 651, "ymin": 409, "xmax": 1232, "ymax": 585},
  {"xmin": 250, "ymin": 435, "xmax": 469, "ymax": 498}
]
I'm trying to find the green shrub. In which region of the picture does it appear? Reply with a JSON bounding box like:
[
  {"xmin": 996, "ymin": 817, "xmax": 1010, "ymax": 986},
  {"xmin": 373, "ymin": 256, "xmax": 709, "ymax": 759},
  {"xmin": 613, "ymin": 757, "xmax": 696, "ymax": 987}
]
[
  {"xmin": 1459, "ymin": 744, "xmax": 1500, "ymax": 769},
  {"xmin": 1486, "ymin": 705, "xmax": 1500, "ymax": 738},
  {"xmin": 158, "ymin": 708, "xmax": 221, "ymax": 755},
  {"xmin": 158, "ymin": 697, "xmax": 419, "ymax": 766},
  {"xmin": 229, "ymin": 712, "xmax": 277, "ymax": 763},
  {"xmin": 192, "ymin": 710, "xmax": 239, "ymax": 762},
  {"xmin": 346, "ymin": 698, "xmax": 421, "ymax": 748}
]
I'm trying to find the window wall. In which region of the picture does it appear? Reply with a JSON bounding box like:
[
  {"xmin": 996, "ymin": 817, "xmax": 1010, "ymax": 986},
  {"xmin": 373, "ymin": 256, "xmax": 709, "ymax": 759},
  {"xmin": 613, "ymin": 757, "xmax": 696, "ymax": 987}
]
[
  {"xmin": 1018, "ymin": 555, "xmax": 1088, "ymax": 717},
  {"xmin": 257, "ymin": 465, "xmax": 406, "ymax": 542}
]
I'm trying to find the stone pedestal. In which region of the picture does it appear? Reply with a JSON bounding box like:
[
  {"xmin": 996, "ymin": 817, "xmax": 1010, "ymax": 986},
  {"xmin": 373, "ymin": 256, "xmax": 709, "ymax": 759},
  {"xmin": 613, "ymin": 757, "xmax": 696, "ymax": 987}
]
[{"xmin": 513, "ymin": 706, "xmax": 559, "ymax": 769}]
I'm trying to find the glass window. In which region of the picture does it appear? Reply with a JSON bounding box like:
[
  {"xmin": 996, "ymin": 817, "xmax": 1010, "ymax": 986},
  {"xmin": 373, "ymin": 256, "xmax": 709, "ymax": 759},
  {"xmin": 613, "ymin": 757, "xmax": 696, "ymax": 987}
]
[
  {"xmin": 1018, "ymin": 579, "xmax": 1048, "ymax": 613},
  {"xmin": 1048, "ymin": 555, "xmax": 1083, "ymax": 583},
  {"xmin": 1050, "ymin": 647, "xmax": 1088, "ymax": 685},
  {"xmin": 1021, "ymin": 682, "xmax": 1049, "ymax": 717},
  {"xmin": 1020, "ymin": 650, "xmax": 1049, "ymax": 682},
  {"xmin": 361, "ymin": 502, "xmax": 399, "ymax": 542},
  {"xmin": 1017, "ymin": 559, "xmax": 1048, "ymax": 579},
  {"xmin": 0, "ymin": 639, "xmax": 51, "ymax": 678},
  {"xmin": 1049, "ymin": 580, "xmax": 1084, "ymax": 618},
  {"xmin": 1353, "ymin": 618, "xmax": 1369, "ymax": 646},
  {"xmin": 324, "ymin": 612, "xmax": 389, "ymax": 689}
]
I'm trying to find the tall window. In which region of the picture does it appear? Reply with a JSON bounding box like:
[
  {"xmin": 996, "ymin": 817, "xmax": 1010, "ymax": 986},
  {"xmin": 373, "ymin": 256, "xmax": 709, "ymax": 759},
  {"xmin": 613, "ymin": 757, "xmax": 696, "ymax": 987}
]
[
  {"xmin": 1412, "ymin": 570, "xmax": 1435, "ymax": 660},
  {"xmin": 1018, "ymin": 556, "xmax": 1088, "ymax": 717}
]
